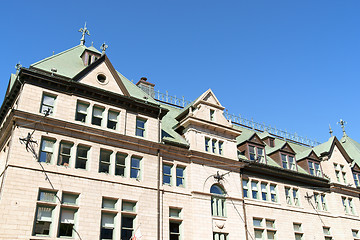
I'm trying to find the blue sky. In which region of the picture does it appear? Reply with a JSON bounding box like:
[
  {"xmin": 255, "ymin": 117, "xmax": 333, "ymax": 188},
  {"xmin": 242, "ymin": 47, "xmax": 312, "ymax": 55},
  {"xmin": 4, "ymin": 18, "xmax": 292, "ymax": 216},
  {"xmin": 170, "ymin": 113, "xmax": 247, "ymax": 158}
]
[{"xmin": 1, "ymin": 0, "xmax": 360, "ymax": 144}]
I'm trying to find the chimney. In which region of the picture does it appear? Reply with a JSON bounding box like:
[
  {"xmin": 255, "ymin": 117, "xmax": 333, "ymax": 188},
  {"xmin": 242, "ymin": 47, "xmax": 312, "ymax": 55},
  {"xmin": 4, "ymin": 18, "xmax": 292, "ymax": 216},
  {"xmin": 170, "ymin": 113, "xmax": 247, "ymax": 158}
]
[{"xmin": 136, "ymin": 77, "xmax": 155, "ymax": 98}]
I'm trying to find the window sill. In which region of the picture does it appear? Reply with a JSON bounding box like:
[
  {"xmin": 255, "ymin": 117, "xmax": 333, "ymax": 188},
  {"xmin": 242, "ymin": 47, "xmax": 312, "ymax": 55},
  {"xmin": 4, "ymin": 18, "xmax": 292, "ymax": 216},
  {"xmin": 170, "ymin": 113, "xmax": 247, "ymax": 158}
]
[
  {"xmin": 212, "ymin": 216, "xmax": 227, "ymax": 220},
  {"xmin": 244, "ymin": 197, "xmax": 280, "ymax": 206}
]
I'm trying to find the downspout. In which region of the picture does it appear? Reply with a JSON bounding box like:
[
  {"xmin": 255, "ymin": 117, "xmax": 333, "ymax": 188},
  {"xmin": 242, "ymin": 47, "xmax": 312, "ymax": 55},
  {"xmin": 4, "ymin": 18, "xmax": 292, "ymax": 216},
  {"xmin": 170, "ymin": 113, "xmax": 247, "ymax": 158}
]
[
  {"xmin": 157, "ymin": 108, "xmax": 162, "ymax": 240},
  {"xmin": 240, "ymin": 167, "xmax": 249, "ymax": 240}
]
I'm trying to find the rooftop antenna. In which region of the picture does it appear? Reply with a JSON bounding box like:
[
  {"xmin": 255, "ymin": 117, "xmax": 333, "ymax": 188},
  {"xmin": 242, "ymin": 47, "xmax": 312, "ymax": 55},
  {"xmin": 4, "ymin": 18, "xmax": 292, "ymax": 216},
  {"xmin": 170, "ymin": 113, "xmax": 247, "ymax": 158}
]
[
  {"xmin": 329, "ymin": 124, "xmax": 333, "ymax": 137},
  {"xmin": 337, "ymin": 119, "xmax": 347, "ymax": 138},
  {"xmin": 78, "ymin": 22, "xmax": 90, "ymax": 45},
  {"xmin": 101, "ymin": 42, "xmax": 108, "ymax": 55},
  {"xmin": 15, "ymin": 62, "xmax": 22, "ymax": 74}
]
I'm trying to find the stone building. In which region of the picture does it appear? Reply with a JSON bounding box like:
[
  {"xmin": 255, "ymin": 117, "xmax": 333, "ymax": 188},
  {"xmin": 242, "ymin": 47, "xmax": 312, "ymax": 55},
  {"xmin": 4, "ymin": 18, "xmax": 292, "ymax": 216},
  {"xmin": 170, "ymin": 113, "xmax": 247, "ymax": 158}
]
[{"xmin": 0, "ymin": 32, "xmax": 360, "ymax": 240}]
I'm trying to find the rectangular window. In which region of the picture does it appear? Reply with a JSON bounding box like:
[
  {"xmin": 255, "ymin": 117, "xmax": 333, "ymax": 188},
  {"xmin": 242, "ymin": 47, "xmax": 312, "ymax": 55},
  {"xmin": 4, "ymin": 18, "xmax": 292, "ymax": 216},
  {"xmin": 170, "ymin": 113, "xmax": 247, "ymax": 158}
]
[
  {"xmin": 62, "ymin": 193, "xmax": 78, "ymax": 205},
  {"xmin": 321, "ymin": 194, "xmax": 327, "ymax": 211},
  {"xmin": 163, "ymin": 164, "xmax": 172, "ymax": 185},
  {"xmin": 75, "ymin": 145, "xmax": 89, "ymax": 169},
  {"xmin": 253, "ymin": 218, "xmax": 262, "ymax": 227},
  {"xmin": 92, "ymin": 106, "xmax": 104, "ymax": 126},
  {"xmin": 115, "ymin": 153, "xmax": 127, "ymax": 176},
  {"xmin": 107, "ymin": 111, "xmax": 119, "ymax": 130},
  {"xmin": 315, "ymin": 162, "xmax": 322, "ymax": 177},
  {"xmin": 352, "ymin": 229, "xmax": 360, "ymax": 239},
  {"xmin": 40, "ymin": 94, "xmax": 56, "ymax": 115},
  {"xmin": 342, "ymin": 197, "xmax": 349, "ymax": 213},
  {"xmin": 353, "ymin": 173, "xmax": 360, "ymax": 187},
  {"xmin": 294, "ymin": 222, "xmax": 303, "ymax": 240},
  {"xmin": 251, "ymin": 181, "xmax": 258, "ymax": 199},
  {"xmin": 249, "ymin": 146, "xmax": 256, "ymax": 161},
  {"xmin": 99, "ymin": 150, "xmax": 112, "ymax": 174},
  {"xmin": 257, "ymin": 148, "xmax": 265, "ymax": 163},
  {"xmin": 341, "ymin": 165, "xmax": 347, "ymax": 184},
  {"xmin": 58, "ymin": 208, "xmax": 76, "ymax": 237},
  {"xmin": 205, "ymin": 137, "xmax": 210, "ymax": 152},
  {"xmin": 102, "ymin": 198, "xmax": 117, "ymax": 210},
  {"xmin": 130, "ymin": 157, "xmax": 141, "ymax": 179},
  {"xmin": 289, "ymin": 156, "xmax": 296, "ymax": 170},
  {"xmin": 270, "ymin": 184, "xmax": 277, "ymax": 202},
  {"xmin": 135, "ymin": 118, "xmax": 146, "ymax": 137},
  {"xmin": 57, "ymin": 142, "xmax": 72, "ymax": 166},
  {"xmin": 349, "ymin": 198, "xmax": 355, "ymax": 215},
  {"xmin": 33, "ymin": 205, "xmax": 54, "ymax": 236},
  {"xmin": 293, "ymin": 188, "xmax": 299, "ymax": 206},
  {"xmin": 261, "ymin": 183, "xmax": 268, "ymax": 201},
  {"xmin": 170, "ymin": 222, "xmax": 181, "ymax": 240},
  {"xmin": 75, "ymin": 102, "xmax": 89, "ymax": 122},
  {"xmin": 323, "ymin": 227, "xmax": 332, "ymax": 240},
  {"xmin": 243, "ymin": 179, "xmax": 249, "ymax": 198},
  {"xmin": 169, "ymin": 208, "xmax": 181, "ymax": 218},
  {"xmin": 176, "ymin": 166, "xmax": 185, "ymax": 187},
  {"xmin": 212, "ymin": 139, "xmax": 217, "ymax": 154},
  {"xmin": 314, "ymin": 193, "xmax": 327, "ymax": 211},
  {"xmin": 38, "ymin": 190, "xmax": 56, "ymax": 203},
  {"xmin": 211, "ymin": 196, "xmax": 226, "ymax": 217},
  {"xmin": 101, "ymin": 213, "xmax": 115, "ymax": 240},
  {"xmin": 122, "ymin": 201, "xmax": 136, "ymax": 212},
  {"xmin": 254, "ymin": 229, "xmax": 263, "ymax": 240},
  {"xmin": 285, "ymin": 187, "xmax": 292, "ymax": 205},
  {"xmin": 253, "ymin": 218, "xmax": 276, "ymax": 240},
  {"xmin": 218, "ymin": 141, "xmax": 223, "ymax": 155},
  {"xmin": 309, "ymin": 161, "xmax": 314, "ymax": 175},
  {"xmin": 39, "ymin": 139, "xmax": 55, "ymax": 163},
  {"xmin": 281, "ymin": 154, "xmax": 288, "ymax": 169},
  {"xmin": 121, "ymin": 215, "xmax": 134, "ymax": 240}
]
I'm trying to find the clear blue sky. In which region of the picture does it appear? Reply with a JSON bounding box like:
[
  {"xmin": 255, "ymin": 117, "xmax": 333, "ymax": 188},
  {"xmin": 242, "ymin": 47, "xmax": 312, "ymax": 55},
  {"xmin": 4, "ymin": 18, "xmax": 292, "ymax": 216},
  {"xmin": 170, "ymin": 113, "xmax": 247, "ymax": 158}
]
[{"xmin": 1, "ymin": 0, "xmax": 360, "ymax": 144}]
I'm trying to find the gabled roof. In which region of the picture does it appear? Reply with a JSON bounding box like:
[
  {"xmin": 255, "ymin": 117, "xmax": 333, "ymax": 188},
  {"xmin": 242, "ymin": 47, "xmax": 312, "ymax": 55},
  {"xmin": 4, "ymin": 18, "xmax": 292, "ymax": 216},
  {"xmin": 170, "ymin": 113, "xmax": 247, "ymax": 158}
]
[
  {"xmin": 340, "ymin": 135, "xmax": 360, "ymax": 167},
  {"xmin": 313, "ymin": 136, "xmax": 353, "ymax": 163},
  {"xmin": 296, "ymin": 149, "xmax": 319, "ymax": 161}
]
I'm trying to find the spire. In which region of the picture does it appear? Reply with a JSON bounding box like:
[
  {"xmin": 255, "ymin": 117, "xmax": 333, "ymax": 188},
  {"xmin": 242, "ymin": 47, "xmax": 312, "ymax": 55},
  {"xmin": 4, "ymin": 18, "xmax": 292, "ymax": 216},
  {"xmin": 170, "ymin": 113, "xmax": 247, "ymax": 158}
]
[
  {"xmin": 337, "ymin": 119, "xmax": 348, "ymax": 138},
  {"xmin": 329, "ymin": 124, "xmax": 333, "ymax": 137},
  {"xmin": 101, "ymin": 42, "xmax": 108, "ymax": 55},
  {"xmin": 78, "ymin": 22, "xmax": 90, "ymax": 45}
]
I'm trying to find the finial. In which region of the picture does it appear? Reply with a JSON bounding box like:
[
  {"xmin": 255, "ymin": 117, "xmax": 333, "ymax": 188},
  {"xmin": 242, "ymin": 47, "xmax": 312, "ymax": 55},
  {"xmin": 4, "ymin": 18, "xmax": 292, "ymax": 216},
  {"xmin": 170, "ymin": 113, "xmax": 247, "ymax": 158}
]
[
  {"xmin": 78, "ymin": 22, "xmax": 90, "ymax": 45},
  {"xmin": 329, "ymin": 124, "xmax": 333, "ymax": 137},
  {"xmin": 15, "ymin": 62, "xmax": 22, "ymax": 74},
  {"xmin": 91, "ymin": 41, "xmax": 94, "ymax": 47},
  {"xmin": 337, "ymin": 119, "xmax": 347, "ymax": 137},
  {"xmin": 101, "ymin": 42, "xmax": 108, "ymax": 55}
]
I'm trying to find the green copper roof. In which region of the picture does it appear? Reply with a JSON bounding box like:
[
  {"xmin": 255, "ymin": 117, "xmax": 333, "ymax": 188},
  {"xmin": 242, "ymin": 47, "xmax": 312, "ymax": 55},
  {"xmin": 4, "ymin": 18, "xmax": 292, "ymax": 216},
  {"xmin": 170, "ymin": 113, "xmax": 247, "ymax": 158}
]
[
  {"xmin": 313, "ymin": 136, "xmax": 335, "ymax": 156},
  {"xmin": 87, "ymin": 45, "xmax": 101, "ymax": 54},
  {"xmin": 340, "ymin": 136, "xmax": 360, "ymax": 166}
]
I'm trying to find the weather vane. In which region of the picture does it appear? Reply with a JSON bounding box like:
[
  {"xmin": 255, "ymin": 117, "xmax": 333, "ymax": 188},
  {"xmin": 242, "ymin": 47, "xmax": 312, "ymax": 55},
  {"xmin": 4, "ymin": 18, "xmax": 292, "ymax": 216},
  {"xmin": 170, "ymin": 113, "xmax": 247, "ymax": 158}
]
[
  {"xmin": 101, "ymin": 42, "xmax": 108, "ymax": 55},
  {"xmin": 329, "ymin": 124, "xmax": 333, "ymax": 137},
  {"xmin": 78, "ymin": 22, "xmax": 90, "ymax": 45},
  {"xmin": 15, "ymin": 62, "xmax": 22, "ymax": 74}
]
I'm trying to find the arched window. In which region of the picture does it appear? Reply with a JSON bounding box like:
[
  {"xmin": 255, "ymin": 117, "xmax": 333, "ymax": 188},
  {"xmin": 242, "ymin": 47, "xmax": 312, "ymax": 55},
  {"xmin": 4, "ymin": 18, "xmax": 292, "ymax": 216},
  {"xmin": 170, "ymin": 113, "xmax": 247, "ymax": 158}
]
[{"xmin": 210, "ymin": 184, "xmax": 226, "ymax": 217}]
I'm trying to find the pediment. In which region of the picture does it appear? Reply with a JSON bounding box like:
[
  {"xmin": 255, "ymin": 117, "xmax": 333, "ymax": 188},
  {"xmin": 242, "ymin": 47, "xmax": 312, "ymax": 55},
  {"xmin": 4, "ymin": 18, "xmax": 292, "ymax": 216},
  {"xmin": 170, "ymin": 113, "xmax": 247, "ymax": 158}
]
[
  {"xmin": 308, "ymin": 151, "xmax": 320, "ymax": 161},
  {"xmin": 195, "ymin": 89, "xmax": 224, "ymax": 109},
  {"xmin": 248, "ymin": 133, "xmax": 265, "ymax": 146},
  {"xmin": 72, "ymin": 55, "xmax": 129, "ymax": 96},
  {"xmin": 353, "ymin": 163, "xmax": 360, "ymax": 172},
  {"xmin": 280, "ymin": 143, "xmax": 296, "ymax": 154}
]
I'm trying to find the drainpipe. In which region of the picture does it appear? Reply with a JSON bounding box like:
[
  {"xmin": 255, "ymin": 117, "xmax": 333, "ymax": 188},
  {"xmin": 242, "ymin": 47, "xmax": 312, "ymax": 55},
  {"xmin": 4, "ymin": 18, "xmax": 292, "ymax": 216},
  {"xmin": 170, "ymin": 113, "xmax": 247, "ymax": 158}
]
[
  {"xmin": 157, "ymin": 108, "xmax": 162, "ymax": 240},
  {"xmin": 240, "ymin": 167, "xmax": 249, "ymax": 240}
]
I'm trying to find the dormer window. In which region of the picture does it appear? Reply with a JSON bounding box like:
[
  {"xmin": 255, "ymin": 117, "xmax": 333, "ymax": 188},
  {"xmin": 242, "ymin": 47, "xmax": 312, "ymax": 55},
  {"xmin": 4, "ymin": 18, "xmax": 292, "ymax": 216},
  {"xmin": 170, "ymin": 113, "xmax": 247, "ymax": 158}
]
[
  {"xmin": 269, "ymin": 139, "xmax": 274, "ymax": 147},
  {"xmin": 281, "ymin": 154, "xmax": 296, "ymax": 170},
  {"xmin": 249, "ymin": 145, "xmax": 265, "ymax": 163},
  {"xmin": 308, "ymin": 161, "xmax": 322, "ymax": 177}
]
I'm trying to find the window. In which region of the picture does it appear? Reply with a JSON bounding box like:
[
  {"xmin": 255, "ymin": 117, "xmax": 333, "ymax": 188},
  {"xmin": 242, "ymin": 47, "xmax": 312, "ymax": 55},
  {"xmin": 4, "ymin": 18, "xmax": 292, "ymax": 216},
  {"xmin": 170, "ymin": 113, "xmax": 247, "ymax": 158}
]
[
  {"xmin": 176, "ymin": 166, "xmax": 185, "ymax": 187},
  {"xmin": 121, "ymin": 201, "xmax": 136, "ymax": 240},
  {"xmin": 210, "ymin": 109, "xmax": 215, "ymax": 121},
  {"xmin": 281, "ymin": 154, "xmax": 296, "ymax": 170},
  {"xmin": 169, "ymin": 208, "xmax": 181, "ymax": 218},
  {"xmin": 315, "ymin": 162, "xmax": 322, "ymax": 177},
  {"xmin": 323, "ymin": 227, "xmax": 332, "ymax": 240},
  {"xmin": 39, "ymin": 139, "xmax": 55, "ymax": 163},
  {"xmin": 218, "ymin": 141, "xmax": 223, "ymax": 155},
  {"xmin": 270, "ymin": 184, "xmax": 277, "ymax": 202},
  {"xmin": 99, "ymin": 150, "xmax": 112, "ymax": 173},
  {"xmin": 213, "ymin": 232, "xmax": 228, "ymax": 240},
  {"xmin": 58, "ymin": 208, "xmax": 77, "ymax": 237},
  {"xmin": 285, "ymin": 187, "xmax": 300, "ymax": 206},
  {"xmin": 75, "ymin": 145, "xmax": 89, "ymax": 169},
  {"xmin": 342, "ymin": 197, "xmax": 356, "ymax": 215},
  {"xmin": 261, "ymin": 183, "xmax": 268, "ymax": 201},
  {"xmin": 130, "ymin": 156, "xmax": 141, "ymax": 179},
  {"xmin": 170, "ymin": 222, "xmax": 181, "ymax": 240},
  {"xmin": 309, "ymin": 161, "xmax": 315, "ymax": 175},
  {"xmin": 102, "ymin": 198, "xmax": 117, "ymax": 209},
  {"xmin": 353, "ymin": 173, "xmax": 360, "ymax": 187},
  {"xmin": 293, "ymin": 223, "xmax": 303, "ymax": 240},
  {"xmin": 210, "ymin": 185, "xmax": 226, "ymax": 217},
  {"xmin": 33, "ymin": 205, "xmax": 55, "ymax": 236},
  {"xmin": 38, "ymin": 190, "xmax": 56, "ymax": 203},
  {"xmin": 253, "ymin": 218, "xmax": 276, "ymax": 240},
  {"xmin": 92, "ymin": 106, "xmax": 104, "ymax": 126},
  {"xmin": 293, "ymin": 188, "xmax": 300, "ymax": 206},
  {"xmin": 341, "ymin": 165, "xmax": 347, "ymax": 184},
  {"xmin": 163, "ymin": 164, "xmax": 172, "ymax": 185},
  {"xmin": 243, "ymin": 179, "xmax": 249, "ymax": 198},
  {"xmin": 101, "ymin": 213, "xmax": 115, "ymax": 240},
  {"xmin": 40, "ymin": 94, "xmax": 56, "ymax": 115},
  {"xmin": 205, "ymin": 137, "xmax": 210, "ymax": 152},
  {"xmin": 75, "ymin": 102, "xmax": 89, "ymax": 122},
  {"xmin": 249, "ymin": 145, "xmax": 266, "ymax": 163},
  {"xmin": 62, "ymin": 193, "xmax": 78, "ymax": 205},
  {"xmin": 212, "ymin": 139, "xmax": 217, "ymax": 154},
  {"xmin": 269, "ymin": 138, "xmax": 274, "ymax": 147},
  {"xmin": 249, "ymin": 146, "xmax": 255, "ymax": 160},
  {"xmin": 251, "ymin": 181, "xmax": 258, "ymax": 199},
  {"xmin": 334, "ymin": 163, "xmax": 347, "ymax": 184},
  {"xmin": 107, "ymin": 111, "xmax": 119, "ymax": 130},
  {"xmin": 135, "ymin": 118, "xmax": 146, "ymax": 137},
  {"xmin": 352, "ymin": 229, "xmax": 360, "ymax": 240},
  {"xmin": 285, "ymin": 187, "xmax": 292, "ymax": 205},
  {"xmin": 314, "ymin": 192, "xmax": 327, "ymax": 211},
  {"xmin": 115, "ymin": 153, "xmax": 127, "ymax": 176},
  {"xmin": 57, "ymin": 142, "xmax": 72, "ymax": 166}
]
